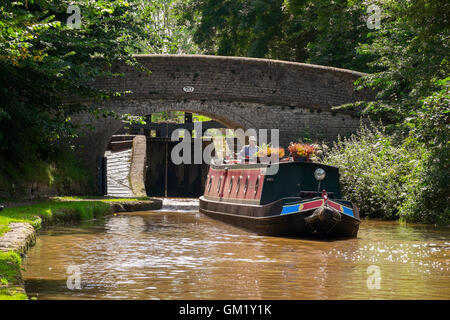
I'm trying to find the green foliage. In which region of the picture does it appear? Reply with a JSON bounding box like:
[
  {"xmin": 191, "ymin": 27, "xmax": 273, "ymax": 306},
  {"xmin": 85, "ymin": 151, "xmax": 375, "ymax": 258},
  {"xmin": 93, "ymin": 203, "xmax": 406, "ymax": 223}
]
[
  {"xmin": 0, "ymin": 0, "xmax": 447, "ymax": 225},
  {"xmin": 0, "ymin": 197, "xmax": 154, "ymax": 236},
  {"xmin": 149, "ymin": 111, "xmax": 212, "ymax": 123},
  {"xmin": 324, "ymin": 121, "xmax": 449, "ymax": 225},
  {"xmin": 323, "ymin": 124, "xmax": 427, "ymax": 220},
  {"xmin": 397, "ymin": 80, "xmax": 450, "ymax": 224},
  {"xmin": 0, "ymin": 0, "xmax": 161, "ymax": 186},
  {"xmin": 349, "ymin": 0, "xmax": 449, "ymax": 121},
  {"xmin": 151, "ymin": 111, "xmax": 185, "ymax": 123},
  {"xmin": 0, "ymin": 251, "xmax": 27, "ymax": 300},
  {"xmin": 53, "ymin": 196, "xmax": 151, "ymax": 201},
  {"xmin": 0, "ymin": 200, "xmax": 113, "ymax": 234},
  {"xmin": 327, "ymin": 0, "xmax": 450, "ymax": 224},
  {"xmin": 177, "ymin": 0, "xmax": 377, "ymax": 72},
  {"xmin": 293, "ymin": 0, "xmax": 376, "ymax": 71},
  {"xmin": 135, "ymin": 0, "xmax": 201, "ymax": 54},
  {"xmin": 0, "ymin": 251, "xmax": 22, "ymax": 285}
]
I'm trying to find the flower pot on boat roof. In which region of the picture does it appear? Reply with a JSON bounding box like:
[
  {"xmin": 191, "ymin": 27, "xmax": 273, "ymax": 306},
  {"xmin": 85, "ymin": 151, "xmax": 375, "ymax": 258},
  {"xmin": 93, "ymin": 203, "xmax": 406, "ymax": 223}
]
[
  {"xmin": 293, "ymin": 155, "xmax": 307, "ymax": 162},
  {"xmin": 288, "ymin": 143, "xmax": 315, "ymax": 162}
]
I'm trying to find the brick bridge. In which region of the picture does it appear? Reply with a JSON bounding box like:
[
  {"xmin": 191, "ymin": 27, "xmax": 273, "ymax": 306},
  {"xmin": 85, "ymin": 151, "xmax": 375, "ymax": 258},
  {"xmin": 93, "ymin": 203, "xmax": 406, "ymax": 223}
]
[{"xmin": 73, "ymin": 55, "xmax": 369, "ymax": 193}]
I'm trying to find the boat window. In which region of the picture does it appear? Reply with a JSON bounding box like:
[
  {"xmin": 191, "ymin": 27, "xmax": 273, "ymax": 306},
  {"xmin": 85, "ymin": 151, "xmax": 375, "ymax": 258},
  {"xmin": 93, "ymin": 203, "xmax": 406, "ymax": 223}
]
[
  {"xmin": 244, "ymin": 176, "xmax": 249, "ymax": 194},
  {"xmin": 254, "ymin": 175, "xmax": 260, "ymax": 195},
  {"xmin": 217, "ymin": 176, "xmax": 223, "ymax": 194},
  {"xmin": 207, "ymin": 176, "xmax": 212, "ymax": 192},
  {"xmin": 229, "ymin": 176, "xmax": 234, "ymax": 194},
  {"xmin": 236, "ymin": 176, "xmax": 242, "ymax": 194}
]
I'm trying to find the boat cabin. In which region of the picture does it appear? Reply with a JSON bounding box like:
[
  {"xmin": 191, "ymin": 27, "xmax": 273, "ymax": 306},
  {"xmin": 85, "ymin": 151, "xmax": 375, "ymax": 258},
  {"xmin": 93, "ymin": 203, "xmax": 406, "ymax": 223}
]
[{"xmin": 203, "ymin": 161, "xmax": 343, "ymax": 206}]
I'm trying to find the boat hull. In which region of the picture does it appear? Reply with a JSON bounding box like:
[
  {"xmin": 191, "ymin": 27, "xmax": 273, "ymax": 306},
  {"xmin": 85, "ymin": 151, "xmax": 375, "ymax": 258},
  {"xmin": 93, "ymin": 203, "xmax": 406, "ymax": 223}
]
[{"xmin": 199, "ymin": 196, "xmax": 360, "ymax": 238}]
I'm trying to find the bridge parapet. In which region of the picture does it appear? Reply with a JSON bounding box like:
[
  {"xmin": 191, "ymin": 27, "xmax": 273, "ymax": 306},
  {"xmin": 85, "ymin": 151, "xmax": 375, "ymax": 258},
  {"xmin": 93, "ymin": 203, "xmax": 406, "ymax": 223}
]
[{"xmin": 93, "ymin": 54, "xmax": 369, "ymax": 113}]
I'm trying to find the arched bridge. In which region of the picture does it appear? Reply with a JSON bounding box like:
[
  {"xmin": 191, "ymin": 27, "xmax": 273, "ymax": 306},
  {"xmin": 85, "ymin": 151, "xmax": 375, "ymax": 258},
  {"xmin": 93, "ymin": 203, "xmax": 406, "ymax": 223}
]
[{"xmin": 73, "ymin": 55, "xmax": 369, "ymax": 193}]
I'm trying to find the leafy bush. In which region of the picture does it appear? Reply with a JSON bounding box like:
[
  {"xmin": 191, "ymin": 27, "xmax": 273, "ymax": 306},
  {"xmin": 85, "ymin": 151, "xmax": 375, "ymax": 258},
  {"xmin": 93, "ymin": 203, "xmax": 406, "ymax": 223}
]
[
  {"xmin": 322, "ymin": 124, "xmax": 430, "ymax": 221},
  {"xmin": 397, "ymin": 82, "xmax": 450, "ymax": 224}
]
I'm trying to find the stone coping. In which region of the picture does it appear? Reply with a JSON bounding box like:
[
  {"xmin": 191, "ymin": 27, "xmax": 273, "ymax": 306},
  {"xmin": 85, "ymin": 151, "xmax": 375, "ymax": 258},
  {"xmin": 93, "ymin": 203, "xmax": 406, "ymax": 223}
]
[
  {"xmin": 130, "ymin": 54, "xmax": 368, "ymax": 77},
  {"xmin": 0, "ymin": 223, "xmax": 36, "ymax": 256}
]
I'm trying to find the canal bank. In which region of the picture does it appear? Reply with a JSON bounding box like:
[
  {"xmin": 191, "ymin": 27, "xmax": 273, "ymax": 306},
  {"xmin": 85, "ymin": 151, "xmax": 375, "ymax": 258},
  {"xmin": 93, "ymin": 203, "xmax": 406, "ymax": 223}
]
[{"xmin": 0, "ymin": 197, "xmax": 162, "ymax": 300}]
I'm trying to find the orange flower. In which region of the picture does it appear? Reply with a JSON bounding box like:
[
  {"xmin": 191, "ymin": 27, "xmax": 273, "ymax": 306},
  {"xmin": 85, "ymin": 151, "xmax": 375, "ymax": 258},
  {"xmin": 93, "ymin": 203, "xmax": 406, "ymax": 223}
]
[
  {"xmin": 257, "ymin": 146, "xmax": 285, "ymax": 159},
  {"xmin": 288, "ymin": 143, "xmax": 315, "ymax": 158}
]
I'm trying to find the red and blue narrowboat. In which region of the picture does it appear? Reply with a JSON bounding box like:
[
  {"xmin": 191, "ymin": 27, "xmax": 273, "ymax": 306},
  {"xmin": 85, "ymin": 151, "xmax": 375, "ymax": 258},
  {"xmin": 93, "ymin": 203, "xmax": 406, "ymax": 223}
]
[{"xmin": 199, "ymin": 161, "xmax": 360, "ymax": 238}]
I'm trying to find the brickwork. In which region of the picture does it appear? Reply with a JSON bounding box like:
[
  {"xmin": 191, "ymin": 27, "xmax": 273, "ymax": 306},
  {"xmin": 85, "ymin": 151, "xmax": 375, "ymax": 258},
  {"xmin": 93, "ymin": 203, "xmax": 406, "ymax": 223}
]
[
  {"xmin": 72, "ymin": 55, "xmax": 371, "ymax": 194},
  {"xmin": 93, "ymin": 55, "xmax": 369, "ymax": 110}
]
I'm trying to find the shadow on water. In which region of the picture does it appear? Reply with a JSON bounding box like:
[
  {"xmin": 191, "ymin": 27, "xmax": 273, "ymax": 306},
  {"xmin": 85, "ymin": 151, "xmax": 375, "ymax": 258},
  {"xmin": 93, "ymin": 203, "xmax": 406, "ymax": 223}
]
[
  {"xmin": 25, "ymin": 279, "xmax": 71, "ymax": 300},
  {"xmin": 25, "ymin": 278, "xmax": 115, "ymax": 300}
]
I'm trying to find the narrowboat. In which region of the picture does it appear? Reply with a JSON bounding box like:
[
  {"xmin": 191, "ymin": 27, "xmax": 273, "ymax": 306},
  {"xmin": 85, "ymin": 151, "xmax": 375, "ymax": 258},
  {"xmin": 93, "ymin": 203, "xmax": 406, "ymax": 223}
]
[{"xmin": 199, "ymin": 161, "xmax": 360, "ymax": 238}]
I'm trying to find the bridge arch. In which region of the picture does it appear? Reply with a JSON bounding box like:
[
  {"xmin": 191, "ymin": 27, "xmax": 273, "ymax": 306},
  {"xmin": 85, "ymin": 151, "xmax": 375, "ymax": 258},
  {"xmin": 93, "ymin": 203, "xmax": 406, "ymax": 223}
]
[{"xmin": 73, "ymin": 55, "xmax": 370, "ymax": 193}]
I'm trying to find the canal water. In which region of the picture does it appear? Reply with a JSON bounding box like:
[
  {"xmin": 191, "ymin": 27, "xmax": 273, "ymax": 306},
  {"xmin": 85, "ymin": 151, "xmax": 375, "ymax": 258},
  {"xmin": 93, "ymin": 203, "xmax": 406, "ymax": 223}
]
[{"xmin": 22, "ymin": 199, "xmax": 449, "ymax": 300}]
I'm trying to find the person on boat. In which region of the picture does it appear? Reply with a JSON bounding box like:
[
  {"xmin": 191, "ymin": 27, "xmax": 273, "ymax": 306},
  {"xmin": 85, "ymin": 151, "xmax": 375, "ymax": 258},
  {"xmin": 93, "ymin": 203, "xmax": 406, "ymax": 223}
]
[{"xmin": 235, "ymin": 136, "xmax": 260, "ymax": 163}]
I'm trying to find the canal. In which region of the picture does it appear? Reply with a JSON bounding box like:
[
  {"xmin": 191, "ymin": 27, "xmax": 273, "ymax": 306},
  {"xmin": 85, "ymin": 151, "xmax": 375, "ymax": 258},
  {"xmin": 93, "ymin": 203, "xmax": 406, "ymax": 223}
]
[{"xmin": 22, "ymin": 199, "xmax": 450, "ymax": 300}]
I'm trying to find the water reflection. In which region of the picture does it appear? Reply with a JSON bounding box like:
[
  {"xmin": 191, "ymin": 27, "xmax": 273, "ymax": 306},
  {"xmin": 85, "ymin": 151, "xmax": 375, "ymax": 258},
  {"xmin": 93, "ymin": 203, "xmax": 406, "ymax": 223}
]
[{"xmin": 22, "ymin": 208, "xmax": 450, "ymax": 300}]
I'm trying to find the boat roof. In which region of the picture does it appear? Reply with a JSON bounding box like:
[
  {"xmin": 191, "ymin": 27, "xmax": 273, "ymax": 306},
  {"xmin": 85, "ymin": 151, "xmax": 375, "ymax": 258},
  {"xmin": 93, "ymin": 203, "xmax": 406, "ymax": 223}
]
[{"xmin": 209, "ymin": 160, "xmax": 340, "ymax": 171}]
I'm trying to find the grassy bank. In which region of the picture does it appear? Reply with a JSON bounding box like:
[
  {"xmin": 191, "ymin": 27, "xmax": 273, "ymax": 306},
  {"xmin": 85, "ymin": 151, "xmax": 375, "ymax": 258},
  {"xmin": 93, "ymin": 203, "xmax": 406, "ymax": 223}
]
[
  {"xmin": 0, "ymin": 251, "xmax": 27, "ymax": 300},
  {"xmin": 0, "ymin": 200, "xmax": 112, "ymax": 237},
  {"xmin": 0, "ymin": 196, "xmax": 159, "ymax": 300}
]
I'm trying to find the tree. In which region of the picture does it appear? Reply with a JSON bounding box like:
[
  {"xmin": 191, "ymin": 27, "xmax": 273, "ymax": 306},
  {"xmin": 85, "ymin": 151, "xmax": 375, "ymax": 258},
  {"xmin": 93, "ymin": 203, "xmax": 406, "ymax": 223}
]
[
  {"xmin": 331, "ymin": 0, "xmax": 450, "ymax": 224},
  {"xmin": 0, "ymin": 0, "xmax": 161, "ymax": 186},
  {"xmin": 351, "ymin": 0, "xmax": 450, "ymax": 123},
  {"xmin": 177, "ymin": 0, "xmax": 376, "ymax": 72},
  {"xmin": 136, "ymin": 0, "xmax": 201, "ymax": 54}
]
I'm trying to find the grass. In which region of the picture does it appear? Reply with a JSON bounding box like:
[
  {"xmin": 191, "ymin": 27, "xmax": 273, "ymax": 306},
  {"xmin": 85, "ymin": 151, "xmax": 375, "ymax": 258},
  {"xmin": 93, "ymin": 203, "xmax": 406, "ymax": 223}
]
[
  {"xmin": 0, "ymin": 196, "xmax": 155, "ymax": 237},
  {"xmin": 52, "ymin": 196, "xmax": 152, "ymax": 202},
  {"xmin": 0, "ymin": 251, "xmax": 27, "ymax": 300},
  {"xmin": 0, "ymin": 196, "xmax": 154, "ymax": 300},
  {"xmin": 0, "ymin": 200, "xmax": 114, "ymax": 237}
]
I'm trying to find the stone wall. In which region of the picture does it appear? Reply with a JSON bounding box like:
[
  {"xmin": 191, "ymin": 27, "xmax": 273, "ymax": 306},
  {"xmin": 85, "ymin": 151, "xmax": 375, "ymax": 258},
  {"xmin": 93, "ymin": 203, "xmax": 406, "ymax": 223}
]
[{"xmin": 0, "ymin": 181, "xmax": 85, "ymax": 200}]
